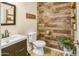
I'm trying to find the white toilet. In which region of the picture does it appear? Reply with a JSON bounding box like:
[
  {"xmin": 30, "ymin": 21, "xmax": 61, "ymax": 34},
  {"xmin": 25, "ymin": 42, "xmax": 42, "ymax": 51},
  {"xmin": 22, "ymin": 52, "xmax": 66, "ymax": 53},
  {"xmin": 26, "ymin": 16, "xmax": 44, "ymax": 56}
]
[{"xmin": 27, "ymin": 32, "xmax": 46, "ymax": 56}]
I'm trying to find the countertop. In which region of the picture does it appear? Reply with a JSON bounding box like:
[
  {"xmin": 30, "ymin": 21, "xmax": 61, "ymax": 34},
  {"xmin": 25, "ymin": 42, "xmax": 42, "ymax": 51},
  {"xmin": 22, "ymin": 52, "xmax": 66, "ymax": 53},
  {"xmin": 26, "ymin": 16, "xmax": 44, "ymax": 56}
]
[{"xmin": 1, "ymin": 35, "xmax": 27, "ymax": 49}]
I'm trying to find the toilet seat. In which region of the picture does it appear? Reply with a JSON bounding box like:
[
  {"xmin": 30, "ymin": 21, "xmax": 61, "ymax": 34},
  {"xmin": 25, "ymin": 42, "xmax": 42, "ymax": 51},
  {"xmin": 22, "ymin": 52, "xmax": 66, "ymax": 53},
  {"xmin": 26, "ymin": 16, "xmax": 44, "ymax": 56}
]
[{"xmin": 33, "ymin": 40, "xmax": 46, "ymax": 47}]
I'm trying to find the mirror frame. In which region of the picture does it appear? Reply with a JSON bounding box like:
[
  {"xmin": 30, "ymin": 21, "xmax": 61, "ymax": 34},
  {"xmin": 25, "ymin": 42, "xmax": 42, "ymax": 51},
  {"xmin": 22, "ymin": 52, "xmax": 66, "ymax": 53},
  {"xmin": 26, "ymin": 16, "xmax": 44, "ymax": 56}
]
[{"xmin": 1, "ymin": 2, "xmax": 16, "ymax": 25}]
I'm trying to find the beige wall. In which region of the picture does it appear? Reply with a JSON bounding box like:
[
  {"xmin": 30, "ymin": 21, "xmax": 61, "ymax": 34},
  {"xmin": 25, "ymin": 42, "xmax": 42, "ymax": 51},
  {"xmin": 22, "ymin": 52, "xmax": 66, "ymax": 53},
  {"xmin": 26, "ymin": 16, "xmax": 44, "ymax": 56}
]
[
  {"xmin": 76, "ymin": 2, "xmax": 79, "ymax": 56},
  {"xmin": 1, "ymin": 2, "xmax": 37, "ymax": 35}
]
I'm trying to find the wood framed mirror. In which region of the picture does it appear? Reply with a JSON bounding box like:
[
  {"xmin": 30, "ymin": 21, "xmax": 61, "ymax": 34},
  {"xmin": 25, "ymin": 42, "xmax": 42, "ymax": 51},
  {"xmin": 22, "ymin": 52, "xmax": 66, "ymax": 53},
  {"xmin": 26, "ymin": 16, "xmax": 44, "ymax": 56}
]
[{"xmin": 0, "ymin": 2, "xmax": 16, "ymax": 25}]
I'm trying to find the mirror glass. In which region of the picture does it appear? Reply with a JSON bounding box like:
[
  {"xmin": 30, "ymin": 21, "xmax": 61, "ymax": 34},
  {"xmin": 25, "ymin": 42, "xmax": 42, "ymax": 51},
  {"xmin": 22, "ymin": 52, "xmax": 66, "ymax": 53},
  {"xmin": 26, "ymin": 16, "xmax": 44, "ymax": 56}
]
[{"xmin": 0, "ymin": 2, "xmax": 16, "ymax": 25}]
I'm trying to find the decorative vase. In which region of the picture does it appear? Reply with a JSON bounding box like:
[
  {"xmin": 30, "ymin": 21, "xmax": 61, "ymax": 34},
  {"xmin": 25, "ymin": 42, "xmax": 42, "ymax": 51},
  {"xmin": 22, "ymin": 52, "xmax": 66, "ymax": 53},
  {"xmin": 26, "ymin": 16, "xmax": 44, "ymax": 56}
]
[{"xmin": 64, "ymin": 47, "xmax": 71, "ymax": 56}]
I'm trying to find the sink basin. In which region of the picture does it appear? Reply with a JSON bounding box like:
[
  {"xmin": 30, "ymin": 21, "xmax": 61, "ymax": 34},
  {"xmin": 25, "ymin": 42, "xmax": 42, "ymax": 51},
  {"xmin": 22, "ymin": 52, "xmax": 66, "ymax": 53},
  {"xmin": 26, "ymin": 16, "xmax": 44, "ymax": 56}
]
[{"xmin": 1, "ymin": 34, "xmax": 27, "ymax": 49}]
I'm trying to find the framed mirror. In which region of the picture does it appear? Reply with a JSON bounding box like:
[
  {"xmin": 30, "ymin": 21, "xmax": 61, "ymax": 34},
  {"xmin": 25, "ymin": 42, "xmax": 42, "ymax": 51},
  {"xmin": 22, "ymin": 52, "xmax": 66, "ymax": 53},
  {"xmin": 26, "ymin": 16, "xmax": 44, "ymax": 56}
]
[{"xmin": 0, "ymin": 2, "xmax": 16, "ymax": 25}]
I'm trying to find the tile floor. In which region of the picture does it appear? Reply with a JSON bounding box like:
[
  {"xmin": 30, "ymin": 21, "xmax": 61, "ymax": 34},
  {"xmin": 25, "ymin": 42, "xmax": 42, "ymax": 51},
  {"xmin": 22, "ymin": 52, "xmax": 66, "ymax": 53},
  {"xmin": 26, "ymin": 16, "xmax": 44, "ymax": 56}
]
[{"xmin": 28, "ymin": 47, "xmax": 64, "ymax": 56}]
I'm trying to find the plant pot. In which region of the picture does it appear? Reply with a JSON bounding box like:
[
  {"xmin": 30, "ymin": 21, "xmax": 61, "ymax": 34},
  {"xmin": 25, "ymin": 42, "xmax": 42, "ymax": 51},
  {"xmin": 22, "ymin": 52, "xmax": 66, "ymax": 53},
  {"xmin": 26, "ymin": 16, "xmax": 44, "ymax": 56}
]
[{"xmin": 64, "ymin": 47, "xmax": 73, "ymax": 56}]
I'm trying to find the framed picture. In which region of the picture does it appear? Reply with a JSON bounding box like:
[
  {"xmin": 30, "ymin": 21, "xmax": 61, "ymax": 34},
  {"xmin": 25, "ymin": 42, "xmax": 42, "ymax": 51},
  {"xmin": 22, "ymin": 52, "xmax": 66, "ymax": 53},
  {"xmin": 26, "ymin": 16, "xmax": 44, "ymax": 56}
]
[{"xmin": 26, "ymin": 13, "xmax": 36, "ymax": 19}]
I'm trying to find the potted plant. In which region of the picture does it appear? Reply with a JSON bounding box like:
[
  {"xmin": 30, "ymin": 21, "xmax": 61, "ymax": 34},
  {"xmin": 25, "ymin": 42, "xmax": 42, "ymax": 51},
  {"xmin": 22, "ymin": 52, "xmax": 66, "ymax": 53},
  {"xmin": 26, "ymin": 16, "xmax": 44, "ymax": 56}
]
[{"xmin": 58, "ymin": 36, "xmax": 76, "ymax": 56}]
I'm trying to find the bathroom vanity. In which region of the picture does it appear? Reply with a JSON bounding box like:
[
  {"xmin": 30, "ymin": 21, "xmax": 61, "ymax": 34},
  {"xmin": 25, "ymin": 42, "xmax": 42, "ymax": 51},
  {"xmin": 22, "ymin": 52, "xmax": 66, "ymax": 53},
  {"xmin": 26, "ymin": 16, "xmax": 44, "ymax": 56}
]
[
  {"xmin": 2, "ymin": 40, "xmax": 27, "ymax": 56},
  {"xmin": 1, "ymin": 35, "xmax": 29, "ymax": 56}
]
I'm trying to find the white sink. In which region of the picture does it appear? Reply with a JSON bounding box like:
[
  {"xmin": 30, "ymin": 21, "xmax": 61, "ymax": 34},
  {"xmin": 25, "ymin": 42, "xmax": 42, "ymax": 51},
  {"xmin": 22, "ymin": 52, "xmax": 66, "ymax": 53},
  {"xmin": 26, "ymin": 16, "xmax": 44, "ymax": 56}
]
[{"xmin": 1, "ymin": 34, "xmax": 27, "ymax": 49}]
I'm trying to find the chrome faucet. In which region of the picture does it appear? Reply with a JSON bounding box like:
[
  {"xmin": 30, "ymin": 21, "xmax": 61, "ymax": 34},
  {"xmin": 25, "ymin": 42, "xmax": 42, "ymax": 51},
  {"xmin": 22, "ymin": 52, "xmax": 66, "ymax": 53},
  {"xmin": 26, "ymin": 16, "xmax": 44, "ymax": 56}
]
[{"xmin": 2, "ymin": 29, "xmax": 9, "ymax": 38}]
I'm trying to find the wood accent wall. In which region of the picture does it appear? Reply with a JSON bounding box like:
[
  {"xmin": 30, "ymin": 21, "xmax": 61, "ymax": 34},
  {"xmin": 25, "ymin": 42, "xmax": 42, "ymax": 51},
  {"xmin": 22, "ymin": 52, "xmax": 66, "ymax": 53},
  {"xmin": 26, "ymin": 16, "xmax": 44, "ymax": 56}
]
[{"xmin": 37, "ymin": 2, "xmax": 76, "ymax": 50}]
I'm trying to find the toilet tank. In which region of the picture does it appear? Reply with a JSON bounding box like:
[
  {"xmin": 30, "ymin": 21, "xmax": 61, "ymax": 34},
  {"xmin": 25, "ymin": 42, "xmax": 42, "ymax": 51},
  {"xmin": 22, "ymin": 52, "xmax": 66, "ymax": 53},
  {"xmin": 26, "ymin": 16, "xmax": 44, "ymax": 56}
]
[{"xmin": 27, "ymin": 32, "xmax": 37, "ymax": 42}]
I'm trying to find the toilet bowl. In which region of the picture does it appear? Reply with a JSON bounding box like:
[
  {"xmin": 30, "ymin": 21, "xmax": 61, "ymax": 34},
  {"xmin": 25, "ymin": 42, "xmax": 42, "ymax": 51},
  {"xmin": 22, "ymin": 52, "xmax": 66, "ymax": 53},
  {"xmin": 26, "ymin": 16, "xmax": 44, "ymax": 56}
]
[
  {"xmin": 33, "ymin": 40, "xmax": 46, "ymax": 55},
  {"xmin": 27, "ymin": 32, "xmax": 46, "ymax": 56}
]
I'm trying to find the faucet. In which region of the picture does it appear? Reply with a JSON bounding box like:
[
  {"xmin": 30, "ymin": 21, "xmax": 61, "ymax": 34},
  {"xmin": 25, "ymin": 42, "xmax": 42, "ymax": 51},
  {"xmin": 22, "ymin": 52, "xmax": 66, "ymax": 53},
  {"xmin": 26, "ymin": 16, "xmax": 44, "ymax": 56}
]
[{"xmin": 2, "ymin": 29, "xmax": 10, "ymax": 38}]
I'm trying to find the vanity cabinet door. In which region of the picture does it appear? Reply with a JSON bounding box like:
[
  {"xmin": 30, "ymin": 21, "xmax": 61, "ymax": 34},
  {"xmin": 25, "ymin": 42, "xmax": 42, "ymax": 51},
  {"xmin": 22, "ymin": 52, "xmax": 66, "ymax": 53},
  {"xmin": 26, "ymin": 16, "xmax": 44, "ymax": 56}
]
[
  {"xmin": 2, "ymin": 45, "xmax": 15, "ymax": 56},
  {"xmin": 14, "ymin": 40, "xmax": 27, "ymax": 56},
  {"xmin": 15, "ymin": 48, "xmax": 27, "ymax": 56}
]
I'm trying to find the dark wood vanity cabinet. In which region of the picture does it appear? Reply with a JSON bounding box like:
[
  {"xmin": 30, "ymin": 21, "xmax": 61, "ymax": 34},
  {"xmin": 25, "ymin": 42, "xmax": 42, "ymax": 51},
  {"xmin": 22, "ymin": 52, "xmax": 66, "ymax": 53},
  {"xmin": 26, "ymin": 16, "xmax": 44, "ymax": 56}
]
[{"xmin": 2, "ymin": 39, "xmax": 28, "ymax": 56}]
